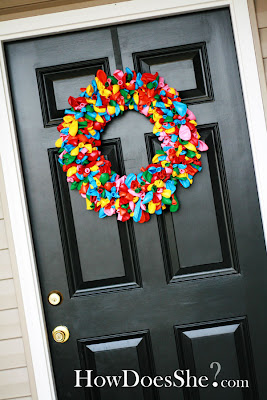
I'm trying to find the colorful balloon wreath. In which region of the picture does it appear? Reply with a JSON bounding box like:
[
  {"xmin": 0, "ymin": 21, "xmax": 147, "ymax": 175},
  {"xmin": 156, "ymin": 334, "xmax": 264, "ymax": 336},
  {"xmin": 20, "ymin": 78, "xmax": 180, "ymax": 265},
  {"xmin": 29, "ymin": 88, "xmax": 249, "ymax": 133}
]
[{"xmin": 55, "ymin": 68, "xmax": 208, "ymax": 223}]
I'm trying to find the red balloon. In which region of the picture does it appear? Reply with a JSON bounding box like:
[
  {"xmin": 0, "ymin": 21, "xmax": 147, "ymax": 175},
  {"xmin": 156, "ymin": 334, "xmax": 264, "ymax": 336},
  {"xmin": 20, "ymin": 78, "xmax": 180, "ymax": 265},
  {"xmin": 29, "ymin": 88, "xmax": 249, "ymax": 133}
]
[
  {"xmin": 93, "ymin": 122, "xmax": 102, "ymax": 131},
  {"xmin": 96, "ymin": 70, "xmax": 107, "ymax": 84}
]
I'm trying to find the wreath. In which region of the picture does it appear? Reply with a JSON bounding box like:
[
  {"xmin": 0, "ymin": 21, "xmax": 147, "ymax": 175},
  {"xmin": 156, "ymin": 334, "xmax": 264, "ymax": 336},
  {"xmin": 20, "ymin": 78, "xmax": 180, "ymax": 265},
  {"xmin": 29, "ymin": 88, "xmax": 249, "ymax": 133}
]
[{"xmin": 55, "ymin": 68, "xmax": 208, "ymax": 223}]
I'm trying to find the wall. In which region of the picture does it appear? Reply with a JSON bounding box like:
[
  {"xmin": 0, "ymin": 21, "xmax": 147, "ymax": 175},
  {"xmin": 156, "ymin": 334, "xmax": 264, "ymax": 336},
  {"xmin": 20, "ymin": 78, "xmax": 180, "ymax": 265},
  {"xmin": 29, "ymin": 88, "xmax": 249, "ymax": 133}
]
[
  {"xmin": 0, "ymin": 1, "xmax": 266, "ymax": 400},
  {"xmin": 0, "ymin": 162, "xmax": 36, "ymax": 399},
  {"xmin": 253, "ymin": 0, "xmax": 267, "ymax": 118},
  {"xmin": 0, "ymin": 0, "xmax": 127, "ymax": 21},
  {"xmin": 256, "ymin": 0, "xmax": 267, "ymax": 78}
]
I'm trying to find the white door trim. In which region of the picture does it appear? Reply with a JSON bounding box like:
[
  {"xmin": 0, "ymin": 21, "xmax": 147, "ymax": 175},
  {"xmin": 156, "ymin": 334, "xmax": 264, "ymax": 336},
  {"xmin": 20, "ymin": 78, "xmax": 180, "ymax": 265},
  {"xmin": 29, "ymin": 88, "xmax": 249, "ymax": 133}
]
[{"xmin": 0, "ymin": 1, "xmax": 265, "ymax": 398}]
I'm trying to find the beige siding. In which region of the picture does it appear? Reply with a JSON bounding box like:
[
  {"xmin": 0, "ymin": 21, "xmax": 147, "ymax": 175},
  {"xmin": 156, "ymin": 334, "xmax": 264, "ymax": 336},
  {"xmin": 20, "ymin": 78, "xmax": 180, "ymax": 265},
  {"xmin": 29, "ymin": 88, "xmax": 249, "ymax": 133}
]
[
  {"xmin": 255, "ymin": 0, "xmax": 267, "ymax": 28},
  {"xmin": 0, "ymin": 309, "xmax": 22, "ymax": 340},
  {"xmin": 0, "ymin": 368, "xmax": 31, "ymax": 400},
  {"xmin": 0, "ymin": 279, "xmax": 17, "ymax": 311},
  {"xmin": 0, "ymin": 0, "xmax": 129, "ymax": 21},
  {"xmin": 256, "ymin": 0, "xmax": 267, "ymax": 81},
  {"xmin": 0, "ymin": 168, "xmax": 36, "ymax": 400}
]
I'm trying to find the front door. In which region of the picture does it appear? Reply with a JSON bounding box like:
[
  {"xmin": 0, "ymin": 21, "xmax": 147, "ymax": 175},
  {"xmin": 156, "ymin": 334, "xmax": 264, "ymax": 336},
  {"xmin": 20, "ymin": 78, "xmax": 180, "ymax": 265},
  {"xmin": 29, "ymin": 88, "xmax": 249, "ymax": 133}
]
[{"xmin": 5, "ymin": 8, "xmax": 267, "ymax": 400}]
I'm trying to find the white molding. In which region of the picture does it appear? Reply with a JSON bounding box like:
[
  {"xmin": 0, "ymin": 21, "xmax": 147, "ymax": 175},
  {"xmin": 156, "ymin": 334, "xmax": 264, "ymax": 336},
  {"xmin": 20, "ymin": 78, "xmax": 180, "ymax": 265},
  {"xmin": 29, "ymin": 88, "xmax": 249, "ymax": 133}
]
[
  {"xmin": 0, "ymin": 0, "xmax": 229, "ymax": 39},
  {"xmin": 0, "ymin": 1, "xmax": 266, "ymax": 399}
]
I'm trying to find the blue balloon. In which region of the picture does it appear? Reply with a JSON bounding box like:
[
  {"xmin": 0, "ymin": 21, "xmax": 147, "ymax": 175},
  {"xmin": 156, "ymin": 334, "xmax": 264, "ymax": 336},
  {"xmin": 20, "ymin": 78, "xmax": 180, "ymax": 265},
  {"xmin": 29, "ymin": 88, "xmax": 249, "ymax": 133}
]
[
  {"xmin": 137, "ymin": 172, "xmax": 143, "ymax": 184},
  {"xmin": 163, "ymin": 146, "xmax": 172, "ymax": 152},
  {"xmin": 115, "ymin": 104, "xmax": 121, "ymax": 116},
  {"xmin": 133, "ymin": 199, "xmax": 142, "ymax": 222},
  {"xmin": 156, "ymin": 101, "xmax": 165, "ymax": 108},
  {"xmin": 99, "ymin": 208, "xmax": 107, "ymax": 218},
  {"xmin": 76, "ymin": 173, "xmax": 84, "ymax": 181},
  {"xmin": 180, "ymin": 179, "xmax": 190, "ymax": 188},
  {"xmin": 86, "ymin": 111, "xmax": 97, "ymax": 119},
  {"xmin": 125, "ymin": 173, "xmax": 136, "ymax": 188},
  {"xmin": 110, "ymin": 174, "xmax": 117, "ymax": 182},
  {"xmin": 126, "ymin": 67, "xmax": 133, "ymax": 77},
  {"xmin": 173, "ymin": 101, "xmax": 187, "ymax": 117},
  {"xmin": 95, "ymin": 95, "xmax": 102, "ymax": 107},
  {"xmin": 75, "ymin": 112, "xmax": 84, "ymax": 119},
  {"xmin": 166, "ymin": 180, "xmax": 176, "ymax": 194},
  {"xmin": 142, "ymin": 191, "xmax": 153, "ymax": 204}
]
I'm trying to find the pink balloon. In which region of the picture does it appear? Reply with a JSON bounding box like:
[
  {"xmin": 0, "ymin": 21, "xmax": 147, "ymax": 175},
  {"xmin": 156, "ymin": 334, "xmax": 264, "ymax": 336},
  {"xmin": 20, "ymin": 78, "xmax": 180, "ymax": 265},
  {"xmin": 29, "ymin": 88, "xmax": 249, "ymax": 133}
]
[
  {"xmin": 179, "ymin": 125, "xmax": 191, "ymax": 141},
  {"xmin": 113, "ymin": 69, "xmax": 124, "ymax": 80},
  {"xmin": 187, "ymin": 109, "xmax": 196, "ymax": 120},
  {"xmin": 140, "ymin": 106, "xmax": 149, "ymax": 116},
  {"xmin": 104, "ymin": 208, "xmax": 116, "ymax": 216},
  {"xmin": 158, "ymin": 77, "xmax": 165, "ymax": 88},
  {"xmin": 198, "ymin": 140, "xmax": 209, "ymax": 151}
]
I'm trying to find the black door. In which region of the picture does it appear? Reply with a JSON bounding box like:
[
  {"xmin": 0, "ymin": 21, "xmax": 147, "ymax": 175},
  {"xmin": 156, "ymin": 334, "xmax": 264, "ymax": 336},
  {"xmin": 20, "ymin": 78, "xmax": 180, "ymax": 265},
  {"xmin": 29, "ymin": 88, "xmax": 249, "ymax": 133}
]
[{"xmin": 5, "ymin": 8, "xmax": 267, "ymax": 400}]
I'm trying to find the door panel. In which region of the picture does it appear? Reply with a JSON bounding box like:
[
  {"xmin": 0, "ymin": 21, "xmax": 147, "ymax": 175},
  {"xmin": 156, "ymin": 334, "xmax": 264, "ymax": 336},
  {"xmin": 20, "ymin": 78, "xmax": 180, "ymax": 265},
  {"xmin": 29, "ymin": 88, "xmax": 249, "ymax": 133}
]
[
  {"xmin": 146, "ymin": 124, "xmax": 239, "ymax": 281},
  {"xmin": 5, "ymin": 8, "xmax": 267, "ymax": 400},
  {"xmin": 133, "ymin": 42, "xmax": 213, "ymax": 105},
  {"xmin": 175, "ymin": 317, "xmax": 258, "ymax": 399},
  {"xmin": 48, "ymin": 141, "xmax": 141, "ymax": 296},
  {"xmin": 78, "ymin": 330, "xmax": 158, "ymax": 400}
]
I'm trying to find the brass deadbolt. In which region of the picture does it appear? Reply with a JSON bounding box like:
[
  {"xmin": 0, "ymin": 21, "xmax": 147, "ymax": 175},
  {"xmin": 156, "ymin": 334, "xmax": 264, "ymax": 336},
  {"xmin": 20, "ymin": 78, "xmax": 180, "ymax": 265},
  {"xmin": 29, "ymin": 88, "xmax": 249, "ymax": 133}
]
[
  {"xmin": 52, "ymin": 326, "xmax": 70, "ymax": 343},
  {"xmin": 48, "ymin": 291, "xmax": 63, "ymax": 306}
]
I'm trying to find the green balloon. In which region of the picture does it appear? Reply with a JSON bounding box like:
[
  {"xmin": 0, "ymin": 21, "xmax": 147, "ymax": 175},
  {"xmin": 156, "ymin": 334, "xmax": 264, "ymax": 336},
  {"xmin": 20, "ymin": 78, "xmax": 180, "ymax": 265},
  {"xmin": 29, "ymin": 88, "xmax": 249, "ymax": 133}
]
[
  {"xmin": 99, "ymin": 173, "xmax": 110, "ymax": 185},
  {"xmin": 162, "ymin": 197, "xmax": 172, "ymax": 205}
]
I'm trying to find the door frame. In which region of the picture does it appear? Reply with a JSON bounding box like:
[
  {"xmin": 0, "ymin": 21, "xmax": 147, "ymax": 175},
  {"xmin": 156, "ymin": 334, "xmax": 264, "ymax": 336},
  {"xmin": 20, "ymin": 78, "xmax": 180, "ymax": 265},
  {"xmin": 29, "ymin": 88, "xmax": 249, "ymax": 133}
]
[{"xmin": 0, "ymin": 0, "xmax": 266, "ymax": 398}]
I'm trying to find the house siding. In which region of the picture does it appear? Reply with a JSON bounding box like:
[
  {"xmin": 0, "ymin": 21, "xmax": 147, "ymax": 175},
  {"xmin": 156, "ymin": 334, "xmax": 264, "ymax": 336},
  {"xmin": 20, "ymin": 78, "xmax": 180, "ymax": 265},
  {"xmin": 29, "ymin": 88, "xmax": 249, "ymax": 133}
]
[
  {"xmin": 0, "ymin": 1, "xmax": 266, "ymax": 399},
  {"xmin": 0, "ymin": 181, "xmax": 32, "ymax": 399},
  {"xmin": 256, "ymin": 0, "xmax": 267, "ymax": 79}
]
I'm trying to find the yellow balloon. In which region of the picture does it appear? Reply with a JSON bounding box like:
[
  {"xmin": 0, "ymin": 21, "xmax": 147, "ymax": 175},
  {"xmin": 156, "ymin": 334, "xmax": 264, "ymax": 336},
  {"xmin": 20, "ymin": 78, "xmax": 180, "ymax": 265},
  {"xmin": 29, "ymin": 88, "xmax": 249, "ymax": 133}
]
[
  {"xmin": 115, "ymin": 199, "xmax": 120, "ymax": 209},
  {"xmin": 70, "ymin": 146, "xmax": 79, "ymax": 156},
  {"xmin": 69, "ymin": 120, "xmax": 78, "ymax": 137},
  {"xmin": 161, "ymin": 189, "xmax": 172, "ymax": 198},
  {"xmin": 86, "ymin": 199, "xmax": 93, "ymax": 209},
  {"xmin": 95, "ymin": 178, "xmax": 101, "ymax": 187},
  {"xmin": 152, "ymin": 154, "xmax": 160, "ymax": 164},
  {"xmin": 67, "ymin": 166, "xmax": 77, "ymax": 177},
  {"xmin": 107, "ymin": 105, "xmax": 115, "ymax": 115},
  {"xmin": 94, "ymin": 106, "xmax": 106, "ymax": 113},
  {"xmin": 133, "ymin": 92, "xmax": 139, "ymax": 105},
  {"xmin": 153, "ymin": 180, "xmax": 165, "ymax": 188},
  {"xmin": 84, "ymin": 144, "xmax": 92, "ymax": 153},
  {"xmin": 95, "ymin": 114, "xmax": 104, "ymax": 123},
  {"xmin": 166, "ymin": 127, "xmax": 175, "ymax": 134},
  {"xmin": 176, "ymin": 145, "xmax": 183, "ymax": 156},
  {"xmin": 86, "ymin": 84, "xmax": 93, "ymax": 96},
  {"xmin": 63, "ymin": 115, "xmax": 74, "ymax": 123},
  {"xmin": 100, "ymin": 198, "xmax": 110, "ymax": 207},
  {"xmin": 113, "ymin": 85, "xmax": 120, "ymax": 94},
  {"xmin": 55, "ymin": 137, "xmax": 63, "ymax": 148},
  {"xmin": 148, "ymin": 201, "xmax": 156, "ymax": 214},
  {"xmin": 184, "ymin": 142, "xmax": 197, "ymax": 152}
]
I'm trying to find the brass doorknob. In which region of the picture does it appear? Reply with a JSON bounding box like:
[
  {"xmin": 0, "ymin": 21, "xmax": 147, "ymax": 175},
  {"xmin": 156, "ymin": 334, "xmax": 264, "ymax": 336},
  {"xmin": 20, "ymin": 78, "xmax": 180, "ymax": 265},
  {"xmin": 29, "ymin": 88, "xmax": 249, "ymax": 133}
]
[
  {"xmin": 48, "ymin": 290, "xmax": 63, "ymax": 306},
  {"xmin": 52, "ymin": 326, "xmax": 70, "ymax": 343}
]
